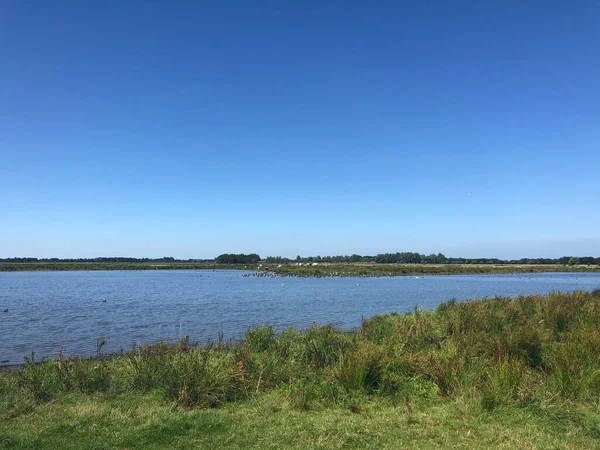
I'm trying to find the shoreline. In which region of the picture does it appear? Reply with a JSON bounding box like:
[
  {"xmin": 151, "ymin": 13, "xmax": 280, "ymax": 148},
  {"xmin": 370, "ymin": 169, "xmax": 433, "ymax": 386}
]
[
  {"xmin": 4, "ymin": 286, "xmax": 600, "ymax": 371},
  {"xmin": 2, "ymin": 262, "xmax": 600, "ymax": 276},
  {"xmin": 4, "ymin": 290, "xmax": 600, "ymax": 448}
]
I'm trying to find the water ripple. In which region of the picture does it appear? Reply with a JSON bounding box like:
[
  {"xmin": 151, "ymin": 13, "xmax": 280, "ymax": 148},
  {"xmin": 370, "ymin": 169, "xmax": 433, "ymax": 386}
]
[{"xmin": 1, "ymin": 270, "xmax": 599, "ymax": 364}]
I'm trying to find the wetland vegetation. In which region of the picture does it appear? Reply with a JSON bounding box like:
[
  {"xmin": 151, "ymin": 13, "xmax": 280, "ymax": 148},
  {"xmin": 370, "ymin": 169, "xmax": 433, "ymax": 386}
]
[
  {"xmin": 2, "ymin": 252, "xmax": 599, "ymax": 276},
  {"xmin": 2, "ymin": 259, "xmax": 600, "ymax": 277},
  {"xmin": 3, "ymin": 289, "xmax": 600, "ymax": 448},
  {"xmin": 266, "ymin": 263, "xmax": 600, "ymax": 277}
]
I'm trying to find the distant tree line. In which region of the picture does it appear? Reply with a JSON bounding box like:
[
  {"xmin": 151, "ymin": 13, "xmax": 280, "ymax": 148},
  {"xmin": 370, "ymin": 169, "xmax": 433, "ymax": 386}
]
[
  {"xmin": 268, "ymin": 253, "xmax": 600, "ymax": 265},
  {"xmin": 0, "ymin": 257, "xmax": 213, "ymax": 263},
  {"xmin": 263, "ymin": 255, "xmax": 377, "ymax": 263},
  {"xmin": 2, "ymin": 253, "xmax": 599, "ymax": 265},
  {"xmin": 214, "ymin": 253, "xmax": 261, "ymax": 264},
  {"xmin": 375, "ymin": 252, "xmax": 448, "ymax": 264},
  {"xmin": 288, "ymin": 254, "xmax": 376, "ymax": 263}
]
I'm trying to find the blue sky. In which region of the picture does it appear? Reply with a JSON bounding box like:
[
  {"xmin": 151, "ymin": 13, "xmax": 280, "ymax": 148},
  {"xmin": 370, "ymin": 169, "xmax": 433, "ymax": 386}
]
[{"xmin": 1, "ymin": 1, "xmax": 599, "ymax": 259}]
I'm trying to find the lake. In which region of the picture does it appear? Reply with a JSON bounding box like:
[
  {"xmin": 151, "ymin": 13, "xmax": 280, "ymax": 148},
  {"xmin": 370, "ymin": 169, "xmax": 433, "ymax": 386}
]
[{"xmin": 1, "ymin": 270, "xmax": 599, "ymax": 364}]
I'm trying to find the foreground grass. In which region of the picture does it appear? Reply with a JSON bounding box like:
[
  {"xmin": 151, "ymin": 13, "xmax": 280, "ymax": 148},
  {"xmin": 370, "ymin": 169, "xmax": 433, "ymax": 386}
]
[
  {"xmin": 3, "ymin": 392, "xmax": 600, "ymax": 449},
  {"xmin": 3, "ymin": 289, "xmax": 600, "ymax": 448}
]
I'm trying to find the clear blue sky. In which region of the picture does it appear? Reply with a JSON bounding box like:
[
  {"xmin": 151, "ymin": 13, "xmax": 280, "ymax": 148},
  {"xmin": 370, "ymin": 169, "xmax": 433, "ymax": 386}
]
[{"xmin": 1, "ymin": 1, "xmax": 599, "ymax": 259}]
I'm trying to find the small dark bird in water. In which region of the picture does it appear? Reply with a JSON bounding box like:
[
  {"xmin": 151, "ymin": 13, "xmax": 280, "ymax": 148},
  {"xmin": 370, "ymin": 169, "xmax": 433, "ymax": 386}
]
[
  {"xmin": 102, "ymin": 299, "xmax": 107, "ymax": 303},
  {"xmin": 2, "ymin": 309, "xmax": 7, "ymax": 313}
]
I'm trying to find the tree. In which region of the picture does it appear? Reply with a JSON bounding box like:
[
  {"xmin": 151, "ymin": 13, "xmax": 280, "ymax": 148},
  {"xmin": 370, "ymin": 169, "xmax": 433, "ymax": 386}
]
[{"xmin": 215, "ymin": 253, "xmax": 261, "ymax": 264}]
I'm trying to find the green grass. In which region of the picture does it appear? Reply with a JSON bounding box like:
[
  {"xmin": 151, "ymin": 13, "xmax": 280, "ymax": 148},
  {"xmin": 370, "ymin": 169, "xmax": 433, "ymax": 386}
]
[
  {"xmin": 3, "ymin": 289, "xmax": 600, "ymax": 448},
  {"xmin": 2, "ymin": 392, "xmax": 600, "ymax": 449}
]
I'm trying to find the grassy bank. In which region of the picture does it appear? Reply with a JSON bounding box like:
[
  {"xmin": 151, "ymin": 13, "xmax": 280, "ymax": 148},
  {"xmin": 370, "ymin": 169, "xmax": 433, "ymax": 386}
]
[
  {"xmin": 269, "ymin": 263, "xmax": 600, "ymax": 277},
  {"xmin": 2, "ymin": 261, "xmax": 600, "ymax": 275},
  {"xmin": 3, "ymin": 289, "xmax": 600, "ymax": 448}
]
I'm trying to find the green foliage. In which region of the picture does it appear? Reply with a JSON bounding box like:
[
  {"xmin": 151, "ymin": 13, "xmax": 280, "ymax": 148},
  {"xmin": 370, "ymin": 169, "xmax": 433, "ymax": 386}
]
[
  {"xmin": 4, "ymin": 289, "xmax": 600, "ymax": 421},
  {"xmin": 245, "ymin": 325, "xmax": 277, "ymax": 353},
  {"xmin": 55, "ymin": 358, "xmax": 112, "ymax": 394},
  {"xmin": 215, "ymin": 253, "xmax": 261, "ymax": 264},
  {"xmin": 541, "ymin": 326, "xmax": 600, "ymax": 401},
  {"xmin": 118, "ymin": 344, "xmax": 174, "ymax": 393},
  {"xmin": 288, "ymin": 378, "xmax": 320, "ymax": 410},
  {"xmin": 5, "ymin": 259, "xmax": 600, "ymax": 274},
  {"xmin": 272, "ymin": 263, "xmax": 600, "ymax": 278},
  {"xmin": 162, "ymin": 350, "xmax": 247, "ymax": 408},
  {"xmin": 5, "ymin": 273, "xmax": 600, "ymax": 450},
  {"xmin": 481, "ymin": 358, "xmax": 528, "ymax": 410},
  {"xmin": 333, "ymin": 343, "xmax": 384, "ymax": 393},
  {"xmin": 301, "ymin": 323, "xmax": 355, "ymax": 368},
  {"xmin": 17, "ymin": 360, "xmax": 62, "ymax": 404}
]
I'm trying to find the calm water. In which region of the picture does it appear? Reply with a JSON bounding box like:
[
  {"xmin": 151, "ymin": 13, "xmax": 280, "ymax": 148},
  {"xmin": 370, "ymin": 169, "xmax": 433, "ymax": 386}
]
[{"xmin": 1, "ymin": 270, "xmax": 599, "ymax": 364}]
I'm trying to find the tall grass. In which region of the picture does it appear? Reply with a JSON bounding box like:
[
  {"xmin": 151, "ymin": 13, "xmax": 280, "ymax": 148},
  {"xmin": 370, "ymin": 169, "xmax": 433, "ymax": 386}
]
[{"xmin": 3, "ymin": 289, "xmax": 600, "ymax": 419}]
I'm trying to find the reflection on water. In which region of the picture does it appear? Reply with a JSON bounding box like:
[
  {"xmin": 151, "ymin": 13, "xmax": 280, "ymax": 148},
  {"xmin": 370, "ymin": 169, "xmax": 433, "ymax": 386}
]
[{"xmin": 1, "ymin": 270, "xmax": 599, "ymax": 364}]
